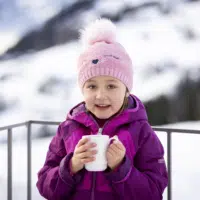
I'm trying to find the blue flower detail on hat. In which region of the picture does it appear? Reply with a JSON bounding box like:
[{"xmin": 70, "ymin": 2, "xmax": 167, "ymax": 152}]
[{"xmin": 92, "ymin": 59, "xmax": 99, "ymax": 64}]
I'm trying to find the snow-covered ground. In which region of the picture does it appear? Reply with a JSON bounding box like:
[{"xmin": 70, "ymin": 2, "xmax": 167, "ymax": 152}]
[
  {"xmin": 157, "ymin": 121, "xmax": 200, "ymax": 200},
  {"xmin": 0, "ymin": 121, "xmax": 200, "ymax": 199}
]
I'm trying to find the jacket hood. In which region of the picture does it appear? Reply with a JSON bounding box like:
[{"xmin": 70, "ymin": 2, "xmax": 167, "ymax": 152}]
[{"xmin": 66, "ymin": 94, "xmax": 148, "ymax": 135}]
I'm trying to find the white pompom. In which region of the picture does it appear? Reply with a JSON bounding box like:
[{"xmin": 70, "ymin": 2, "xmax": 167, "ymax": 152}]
[{"xmin": 80, "ymin": 18, "xmax": 117, "ymax": 48}]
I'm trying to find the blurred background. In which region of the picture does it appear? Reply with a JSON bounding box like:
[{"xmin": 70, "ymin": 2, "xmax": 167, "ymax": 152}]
[{"xmin": 0, "ymin": 0, "xmax": 200, "ymax": 199}]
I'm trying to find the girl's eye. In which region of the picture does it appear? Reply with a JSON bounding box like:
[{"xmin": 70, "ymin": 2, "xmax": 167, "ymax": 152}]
[
  {"xmin": 87, "ymin": 85, "xmax": 96, "ymax": 89},
  {"xmin": 108, "ymin": 84, "xmax": 116, "ymax": 89}
]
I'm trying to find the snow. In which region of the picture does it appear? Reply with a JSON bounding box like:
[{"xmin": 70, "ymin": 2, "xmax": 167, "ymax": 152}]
[
  {"xmin": 0, "ymin": 0, "xmax": 200, "ymax": 127},
  {"xmin": 0, "ymin": 42, "xmax": 81, "ymax": 127},
  {"xmin": 156, "ymin": 121, "xmax": 200, "ymax": 200},
  {"xmin": 0, "ymin": 0, "xmax": 77, "ymax": 54},
  {"xmin": 0, "ymin": 32, "xmax": 20, "ymax": 55}
]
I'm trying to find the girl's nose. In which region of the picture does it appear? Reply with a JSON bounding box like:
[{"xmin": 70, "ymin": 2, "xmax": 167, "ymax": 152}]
[{"xmin": 96, "ymin": 89, "xmax": 106, "ymax": 100}]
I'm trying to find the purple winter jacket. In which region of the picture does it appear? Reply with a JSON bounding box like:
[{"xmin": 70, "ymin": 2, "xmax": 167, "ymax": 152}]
[{"xmin": 36, "ymin": 95, "xmax": 168, "ymax": 200}]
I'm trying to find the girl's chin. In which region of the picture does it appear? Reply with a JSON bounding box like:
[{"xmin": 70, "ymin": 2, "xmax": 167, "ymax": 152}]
[
  {"xmin": 95, "ymin": 115, "xmax": 111, "ymax": 119},
  {"xmin": 94, "ymin": 112, "xmax": 114, "ymax": 119}
]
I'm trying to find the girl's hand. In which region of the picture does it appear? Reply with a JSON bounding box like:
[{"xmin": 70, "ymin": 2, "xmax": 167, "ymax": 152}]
[
  {"xmin": 106, "ymin": 139, "xmax": 126, "ymax": 170},
  {"xmin": 71, "ymin": 138, "xmax": 97, "ymax": 174}
]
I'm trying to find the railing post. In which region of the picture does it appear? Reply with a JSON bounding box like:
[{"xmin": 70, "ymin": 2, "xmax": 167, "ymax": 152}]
[
  {"xmin": 167, "ymin": 131, "xmax": 172, "ymax": 200},
  {"xmin": 7, "ymin": 128, "xmax": 12, "ymax": 200},
  {"xmin": 27, "ymin": 122, "xmax": 32, "ymax": 200}
]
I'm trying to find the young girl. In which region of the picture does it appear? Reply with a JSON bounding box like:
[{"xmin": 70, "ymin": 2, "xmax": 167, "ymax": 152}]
[{"xmin": 36, "ymin": 18, "xmax": 168, "ymax": 200}]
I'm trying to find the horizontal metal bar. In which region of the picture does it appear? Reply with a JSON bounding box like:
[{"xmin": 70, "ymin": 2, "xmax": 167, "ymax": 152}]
[
  {"xmin": 0, "ymin": 121, "xmax": 199, "ymax": 135},
  {"xmin": 153, "ymin": 127, "xmax": 200, "ymax": 134},
  {"xmin": 29, "ymin": 120, "xmax": 60, "ymax": 126},
  {"xmin": 0, "ymin": 121, "xmax": 28, "ymax": 131},
  {"xmin": 0, "ymin": 120, "xmax": 60, "ymax": 131}
]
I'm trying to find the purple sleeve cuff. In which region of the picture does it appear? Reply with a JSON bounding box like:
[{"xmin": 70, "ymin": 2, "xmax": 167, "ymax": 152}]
[
  {"xmin": 104, "ymin": 155, "xmax": 132, "ymax": 183},
  {"xmin": 59, "ymin": 152, "xmax": 85, "ymax": 185}
]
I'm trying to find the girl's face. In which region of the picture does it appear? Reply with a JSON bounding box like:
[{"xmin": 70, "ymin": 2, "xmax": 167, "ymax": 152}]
[{"xmin": 82, "ymin": 76, "xmax": 128, "ymax": 119}]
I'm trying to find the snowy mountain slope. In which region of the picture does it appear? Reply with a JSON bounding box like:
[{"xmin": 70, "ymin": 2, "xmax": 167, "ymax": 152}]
[
  {"xmin": 0, "ymin": 1, "xmax": 200, "ymax": 129},
  {"xmin": 0, "ymin": 0, "xmax": 192, "ymax": 56},
  {"xmin": 0, "ymin": 0, "xmax": 78, "ymax": 55}
]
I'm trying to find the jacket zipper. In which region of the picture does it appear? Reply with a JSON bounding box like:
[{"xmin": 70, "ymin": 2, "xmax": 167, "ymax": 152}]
[
  {"xmin": 89, "ymin": 115, "xmax": 107, "ymax": 200},
  {"xmin": 88, "ymin": 113, "xmax": 111, "ymax": 135},
  {"xmin": 88, "ymin": 112, "xmax": 121, "ymax": 200},
  {"xmin": 91, "ymin": 172, "xmax": 96, "ymax": 200}
]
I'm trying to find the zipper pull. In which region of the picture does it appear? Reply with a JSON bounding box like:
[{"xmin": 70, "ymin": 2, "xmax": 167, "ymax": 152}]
[{"xmin": 98, "ymin": 128, "xmax": 103, "ymax": 135}]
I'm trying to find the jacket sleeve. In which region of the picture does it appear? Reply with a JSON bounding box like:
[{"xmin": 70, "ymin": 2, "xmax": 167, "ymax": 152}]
[
  {"xmin": 104, "ymin": 122, "xmax": 168, "ymax": 200},
  {"xmin": 36, "ymin": 124, "xmax": 85, "ymax": 200}
]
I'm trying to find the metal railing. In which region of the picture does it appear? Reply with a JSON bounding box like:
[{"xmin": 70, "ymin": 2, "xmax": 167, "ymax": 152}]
[{"xmin": 0, "ymin": 120, "xmax": 200, "ymax": 200}]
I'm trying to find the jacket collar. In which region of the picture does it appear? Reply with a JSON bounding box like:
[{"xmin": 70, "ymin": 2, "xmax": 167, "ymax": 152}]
[{"xmin": 66, "ymin": 94, "xmax": 148, "ymax": 135}]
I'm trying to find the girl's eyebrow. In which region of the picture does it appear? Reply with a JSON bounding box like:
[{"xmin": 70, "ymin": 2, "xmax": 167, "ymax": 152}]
[
  {"xmin": 106, "ymin": 79, "xmax": 117, "ymax": 82},
  {"xmin": 106, "ymin": 79, "xmax": 119, "ymax": 83},
  {"xmin": 86, "ymin": 79, "xmax": 96, "ymax": 83}
]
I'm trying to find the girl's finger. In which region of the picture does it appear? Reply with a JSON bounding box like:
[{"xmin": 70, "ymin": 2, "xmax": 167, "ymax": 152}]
[
  {"xmin": 114, "ymin": 141, "xmax": 125, "ymax": 151},
  {"xmin": 77, "ymin": 137, "xmax": 89, "ymax": 148},
  {"xmin": 110, "ymin": 144, "xmax": 121, "ymax": 154},
  {"xmin": 81, "ymin": 157, "xmax": 96, "ymax": 164},
  {"xmin": 107, "ymin": 147, "xmax": 116, "ymax": 157},
  {"xmin": 77, "ymin": 149, "xmax": 97, "ymax": 159},
  {"xmin": 106, "ymin": 150, "xmax": 113, "ymax": 158},
  {"xmin": 76, "ymin": 142, "xmax": 96, "ymax": 153}
]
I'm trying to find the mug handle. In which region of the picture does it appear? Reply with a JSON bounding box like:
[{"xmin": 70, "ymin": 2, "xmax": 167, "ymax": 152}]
[{"xmin": 109, "ymin": 135, "xmax": 119, "ymax": 143}]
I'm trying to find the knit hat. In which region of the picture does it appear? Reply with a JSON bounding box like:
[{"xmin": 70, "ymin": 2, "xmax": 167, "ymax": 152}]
[{"xmin": 77, "ymin": 18, "xmax": 133, "ymax": 92}]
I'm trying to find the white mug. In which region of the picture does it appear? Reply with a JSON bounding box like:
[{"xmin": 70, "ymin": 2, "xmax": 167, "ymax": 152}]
[{"xmin": 82, "ymin": 135, "xmax": 119, "ymax": 171}]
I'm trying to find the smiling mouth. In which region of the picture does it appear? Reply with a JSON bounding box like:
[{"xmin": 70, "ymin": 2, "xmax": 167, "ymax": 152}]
[{"xmin": 95, "ymin": 105, "xmax": 110, "ymax": 109}]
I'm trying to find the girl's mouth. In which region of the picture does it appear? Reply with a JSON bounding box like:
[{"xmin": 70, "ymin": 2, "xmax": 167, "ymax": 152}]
[{"xmin": 95, "ymin": 104, "xmax": 110, "ymax": 109}]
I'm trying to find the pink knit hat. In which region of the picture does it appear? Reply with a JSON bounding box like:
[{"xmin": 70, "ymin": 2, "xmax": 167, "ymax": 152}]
[{"xmin": 77, "ymin": 18, "xmax": 133, "ymax": 92}]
